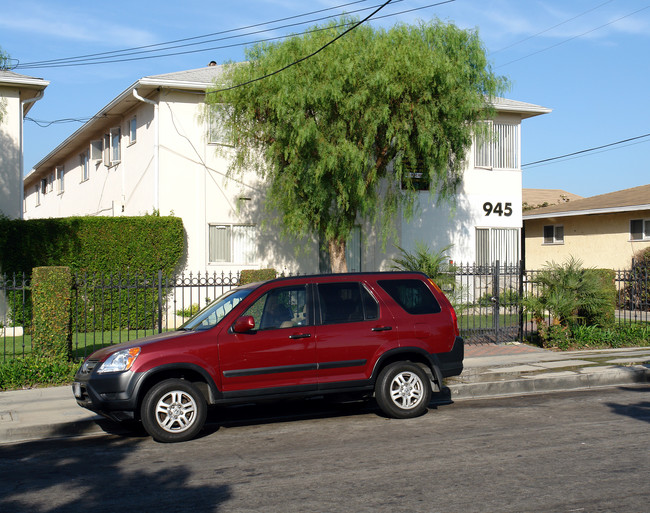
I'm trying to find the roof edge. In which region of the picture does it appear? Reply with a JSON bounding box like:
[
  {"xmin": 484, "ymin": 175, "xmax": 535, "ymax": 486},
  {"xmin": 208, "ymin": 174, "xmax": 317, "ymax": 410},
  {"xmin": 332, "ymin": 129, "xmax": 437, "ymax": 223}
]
[{"xmin": 524, "ymin": 204, "xmax": 650, "ymax": 220}]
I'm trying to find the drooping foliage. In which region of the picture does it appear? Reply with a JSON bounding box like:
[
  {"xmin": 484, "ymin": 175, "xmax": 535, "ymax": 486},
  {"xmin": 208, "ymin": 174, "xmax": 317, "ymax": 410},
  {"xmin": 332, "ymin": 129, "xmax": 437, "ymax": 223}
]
[{"xmin": 207, "ymin": 17, "xmax": 508, "ymax": 271}]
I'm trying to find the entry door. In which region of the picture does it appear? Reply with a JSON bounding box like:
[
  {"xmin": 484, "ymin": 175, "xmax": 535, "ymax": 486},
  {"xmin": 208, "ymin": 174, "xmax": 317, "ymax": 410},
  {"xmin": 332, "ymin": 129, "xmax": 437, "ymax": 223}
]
[
  {"xmin": 218, "ymin": 285, "xmax": 317, "ymax": 394},
  {"xmin": 314, "ymin": 282, "xmax": 398, "ymax": 386}
]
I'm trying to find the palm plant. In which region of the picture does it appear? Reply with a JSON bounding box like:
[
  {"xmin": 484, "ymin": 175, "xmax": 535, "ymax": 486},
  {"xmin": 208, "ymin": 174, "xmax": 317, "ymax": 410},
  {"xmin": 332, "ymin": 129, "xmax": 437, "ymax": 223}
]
[
  {"xmin": 524, "ymin": 257, "xmax": 611, "ymax": 329},
  {"xmin": 390, "ymin": 242, "xmax": 457, "ymax": 290}
]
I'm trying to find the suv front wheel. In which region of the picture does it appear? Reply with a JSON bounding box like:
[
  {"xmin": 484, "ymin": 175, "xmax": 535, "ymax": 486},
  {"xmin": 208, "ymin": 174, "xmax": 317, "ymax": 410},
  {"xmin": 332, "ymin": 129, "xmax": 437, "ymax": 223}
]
[
  {"xmin": 141, "ymin": 379, "xmax": 207, "ymax": 443},
  {"xmin": 375, "ymin": 362, "xmax": 431, "ymax": 419}
]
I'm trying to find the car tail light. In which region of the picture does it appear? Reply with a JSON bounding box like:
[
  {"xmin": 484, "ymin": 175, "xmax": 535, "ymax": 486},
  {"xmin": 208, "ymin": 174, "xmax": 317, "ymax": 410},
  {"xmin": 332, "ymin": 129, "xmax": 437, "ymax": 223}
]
[{"xmin": 450, "ymin": 305, "xmax": 460, "ymax": 337}]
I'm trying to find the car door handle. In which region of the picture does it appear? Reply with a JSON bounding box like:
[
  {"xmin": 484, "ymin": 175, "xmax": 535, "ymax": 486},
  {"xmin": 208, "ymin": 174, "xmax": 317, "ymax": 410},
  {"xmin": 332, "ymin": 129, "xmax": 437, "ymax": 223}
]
[
  {"xmin": 371, "ymin": 326, "xmax": 393, "ymax": 332},
  {"xmin": 289, "ymin": 333, "xmax": 312, "ymax": 339}
]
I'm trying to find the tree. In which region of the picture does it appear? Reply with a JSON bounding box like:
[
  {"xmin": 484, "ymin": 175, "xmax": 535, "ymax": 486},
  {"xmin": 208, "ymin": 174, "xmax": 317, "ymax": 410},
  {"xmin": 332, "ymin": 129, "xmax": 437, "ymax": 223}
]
[{"xmin": 209, "ymin": 17, "xmax": 507, "ymax": 272}]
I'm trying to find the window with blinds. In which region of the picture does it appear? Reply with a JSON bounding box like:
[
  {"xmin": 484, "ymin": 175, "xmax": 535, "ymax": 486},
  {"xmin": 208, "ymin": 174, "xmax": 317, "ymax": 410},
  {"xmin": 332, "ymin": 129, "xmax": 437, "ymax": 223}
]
[
  {"xmin": 474, "ymin": 122, "xmax": 519, "ymax": 170},
  {"xmin": 476, "ymin": 227, "xmax": 520, "ymax": 266},
  {"xmin": 209, "ymin": 224, "xmax": 257, "ymax": 264}
]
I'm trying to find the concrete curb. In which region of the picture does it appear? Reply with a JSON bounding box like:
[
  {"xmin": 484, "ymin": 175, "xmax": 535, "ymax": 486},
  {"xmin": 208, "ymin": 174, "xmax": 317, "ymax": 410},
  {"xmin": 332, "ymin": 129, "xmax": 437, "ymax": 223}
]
[{"xmin": 446, "ymin": 364, "xmax": 650, "ymax": 401}]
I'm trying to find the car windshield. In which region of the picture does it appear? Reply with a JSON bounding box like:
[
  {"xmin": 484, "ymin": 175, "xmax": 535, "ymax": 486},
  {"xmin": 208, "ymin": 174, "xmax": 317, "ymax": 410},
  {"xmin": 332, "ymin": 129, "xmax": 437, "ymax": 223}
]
[{"xmin": 179, "ymin": 288, "xmax": 252, "ymax": 331}]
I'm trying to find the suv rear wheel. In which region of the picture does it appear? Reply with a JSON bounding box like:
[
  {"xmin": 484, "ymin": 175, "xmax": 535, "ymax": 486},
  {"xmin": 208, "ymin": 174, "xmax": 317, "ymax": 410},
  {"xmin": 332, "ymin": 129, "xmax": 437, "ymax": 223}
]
[
  {"xmin": 375, "ymin": 362, "xmax": 431, "ymax": 418},
  {"xmin": 141, "ymin": 379, "xmax": 207, "ymax": 443}
]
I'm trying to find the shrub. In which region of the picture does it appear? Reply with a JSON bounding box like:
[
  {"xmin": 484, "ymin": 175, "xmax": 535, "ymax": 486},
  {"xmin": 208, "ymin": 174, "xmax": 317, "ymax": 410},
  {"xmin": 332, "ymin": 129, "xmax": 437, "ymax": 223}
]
[
  {"xmin": 0, "ymin": 355, "xmax": 77, "ymax": 390},
  {"xmin": 240, "ymin": 269, "xmax": 277, "ymax": 285},
  {"xmin": 524, "ymin": 257, "xmax": 614, "ymax": 346},
  {"xmin": 390, "ymin": 243, "xmax": 457, "ymax": 290},
  {"xmin": 0, "ymin": 216, "xmax": 185, "ymax": 276},
  {"xmin": 31, "ymin": 267, "xmax": 73, "ymax": 361}
]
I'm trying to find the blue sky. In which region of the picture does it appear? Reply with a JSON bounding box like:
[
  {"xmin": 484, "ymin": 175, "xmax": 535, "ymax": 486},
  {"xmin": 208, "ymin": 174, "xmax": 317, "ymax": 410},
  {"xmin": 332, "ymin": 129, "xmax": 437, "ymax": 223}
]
[{"xmin": 2, "ymin": 0, "xmax": 649, "ymax": 198}]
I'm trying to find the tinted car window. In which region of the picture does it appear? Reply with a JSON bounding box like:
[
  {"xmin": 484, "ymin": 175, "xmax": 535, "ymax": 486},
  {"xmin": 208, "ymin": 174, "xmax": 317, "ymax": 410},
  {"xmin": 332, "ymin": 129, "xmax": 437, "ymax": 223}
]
[
  {"xmin": 318, "ymin": 282, "xmax": 379, "ymax": 324},
  {"xmin": 243, "ymin": 285, "xmax": 309, "ymax": 330},
  {"xmin": 181, "ymin": 288, "xmax": 252, "ymax": 331},
  {"xmin": 377, "ymin": 279, "xmax": 441, "ymax": 315}
]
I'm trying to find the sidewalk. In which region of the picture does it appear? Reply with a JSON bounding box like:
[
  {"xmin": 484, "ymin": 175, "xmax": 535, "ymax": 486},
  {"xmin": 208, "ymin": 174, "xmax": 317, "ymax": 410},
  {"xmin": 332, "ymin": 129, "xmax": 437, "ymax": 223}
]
[{"xmin": 1, "ymin": 344, "xmax": 648, "ymax": 444}]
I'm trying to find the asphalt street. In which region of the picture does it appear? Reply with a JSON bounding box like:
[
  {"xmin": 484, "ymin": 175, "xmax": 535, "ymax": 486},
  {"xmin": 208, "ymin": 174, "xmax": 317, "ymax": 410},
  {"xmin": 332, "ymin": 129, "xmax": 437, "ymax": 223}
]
[{"xmin": 1, "ymin": 386, "xmax": 648, "ymax": 512}]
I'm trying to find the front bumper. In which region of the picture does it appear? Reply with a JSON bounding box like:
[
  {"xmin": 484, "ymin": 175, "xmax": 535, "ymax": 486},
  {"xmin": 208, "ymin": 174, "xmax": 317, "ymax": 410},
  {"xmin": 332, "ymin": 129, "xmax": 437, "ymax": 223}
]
[{"xmin": 73, "ymin": 363, "xmax": 144, "ymax": 421}]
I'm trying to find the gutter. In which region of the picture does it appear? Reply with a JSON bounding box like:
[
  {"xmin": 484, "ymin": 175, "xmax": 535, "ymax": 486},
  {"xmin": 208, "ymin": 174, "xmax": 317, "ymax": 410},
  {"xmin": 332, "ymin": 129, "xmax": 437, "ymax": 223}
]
[
  {"xmin": 20, "ymin": 90, "xmax": 45, "ymax": 219},
  {"xmin": 524, "ymin": 204, "xmax": 650, "ymax": 220},
  {"xmin": 132, "ymin": 88, "xmax": 159, "ymax": 211}
]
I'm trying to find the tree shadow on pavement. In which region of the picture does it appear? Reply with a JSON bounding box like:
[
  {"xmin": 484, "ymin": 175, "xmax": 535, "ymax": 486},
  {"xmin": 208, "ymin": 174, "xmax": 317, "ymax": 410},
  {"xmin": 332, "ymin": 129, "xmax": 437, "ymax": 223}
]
[
  {"xmin": 0, "ymin": 436, "xmax": 231, "ymax": 513},
  {"xmin": 605, "ymin": 386, "xmax": 650, "ymax": 424}
]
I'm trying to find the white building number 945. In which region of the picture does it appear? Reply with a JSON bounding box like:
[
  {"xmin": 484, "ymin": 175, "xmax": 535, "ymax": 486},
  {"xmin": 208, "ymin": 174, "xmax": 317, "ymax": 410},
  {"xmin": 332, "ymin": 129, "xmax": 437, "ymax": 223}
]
[{"xmin": 483, "ymin": 202, "xmax": 513, "ymax": 217}]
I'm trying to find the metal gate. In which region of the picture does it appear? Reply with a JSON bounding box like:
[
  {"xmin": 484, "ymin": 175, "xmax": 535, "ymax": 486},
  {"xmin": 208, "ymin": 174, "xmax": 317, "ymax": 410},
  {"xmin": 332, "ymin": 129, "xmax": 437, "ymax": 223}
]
[{"xmin": 453, "ymin": 261, "xmax": 524, "ymax": 345}]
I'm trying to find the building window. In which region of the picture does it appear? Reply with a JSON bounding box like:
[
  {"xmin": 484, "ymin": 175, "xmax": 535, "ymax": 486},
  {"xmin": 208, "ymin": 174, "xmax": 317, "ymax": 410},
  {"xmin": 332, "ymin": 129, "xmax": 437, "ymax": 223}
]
[
  {"xmin": 40, "ymin": 178, "xmax": 47, "ymax": 195},
  {"xmin": 543, "ymin": 225, "xmax": 564, "ymax": 245},
  {"xmin": 474, "ymin": 122, "xmax": 519, "ymax": 170},
  {"xmin": 80, "ymin": 151, "xmax": 89, "ymax": 182},
  {"xmin": 630, "ymin": 219, "xmax": 649, "ymax": 241},
  {"xmin": 35, "ymin": 184, "xmax": 40, "ymax": 206},
  {"xmin": 55, "ymin": 166, "xmax": 64, "ymax": 193},
  {"xmin": 110, "ymin": 127, "xmax": 121, "ymax": 164},
  {"xmin": 129, "ymin": 117, "xmax": 137, "ymax": 144},
  {"xmin": 90, "ymin": 139, "xmax": 103, "ymax": 161},
  {"xmin": 208, "ymin": 224, "xmax": 257, "ymax": 264},
  {"xmin": 476, "ymin": 227, "xmax": 520, "ymax": 266},
  {"xmin": 208, "ymin": 104, "xmax": 232, "ymax": 145}
]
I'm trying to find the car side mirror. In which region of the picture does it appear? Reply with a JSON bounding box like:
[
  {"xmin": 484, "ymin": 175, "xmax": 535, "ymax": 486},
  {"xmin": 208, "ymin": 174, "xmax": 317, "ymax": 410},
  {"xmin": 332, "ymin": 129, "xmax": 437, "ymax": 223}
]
[{"xmin": 233, "ymin": 315, "xmax": 256, "ymax": 333}]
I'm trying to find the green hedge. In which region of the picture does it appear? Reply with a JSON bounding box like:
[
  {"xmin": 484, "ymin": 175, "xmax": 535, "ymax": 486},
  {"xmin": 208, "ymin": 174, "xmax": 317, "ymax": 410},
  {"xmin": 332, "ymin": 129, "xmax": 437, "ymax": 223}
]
[
  {"xmin": 31, "ymin": 267, "xmax": 73, "ymax": 360},
  {"xmin": 0, "ymin": 215, "xmax": 185, "ymax": 331},
  {"xmin": 239, "ymin": 269, "xmax": 277, "ymax": 285},
  {"xmin": 0, "ymin": 215, "xmax": 185, "ymax": 276}
]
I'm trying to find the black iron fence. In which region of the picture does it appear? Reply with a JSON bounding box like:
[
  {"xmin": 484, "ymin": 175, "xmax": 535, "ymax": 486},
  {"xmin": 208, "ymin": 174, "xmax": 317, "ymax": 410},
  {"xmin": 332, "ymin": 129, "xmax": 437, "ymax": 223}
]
[{"xmin": 1, "ymin": 265, "xmax": 648, "ymax": 360}]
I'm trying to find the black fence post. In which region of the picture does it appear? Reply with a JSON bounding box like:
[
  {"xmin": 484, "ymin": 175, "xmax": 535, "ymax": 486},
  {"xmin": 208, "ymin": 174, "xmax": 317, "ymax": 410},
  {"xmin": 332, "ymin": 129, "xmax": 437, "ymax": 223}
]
[
  {"xmin": 493, "ymin": 260, "xmax": 500, "ymax": 344},
  {"xmin": 518, "ymin": 259, "xmax": 525, "ymax": 341}
]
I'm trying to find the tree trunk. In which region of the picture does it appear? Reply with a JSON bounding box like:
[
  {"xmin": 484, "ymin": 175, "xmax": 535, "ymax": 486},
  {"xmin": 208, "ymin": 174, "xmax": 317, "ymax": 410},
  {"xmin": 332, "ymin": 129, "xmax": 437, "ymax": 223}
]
[{"xmin": 328, "ymin": 238, "xmax": 348, "ymax": 273}]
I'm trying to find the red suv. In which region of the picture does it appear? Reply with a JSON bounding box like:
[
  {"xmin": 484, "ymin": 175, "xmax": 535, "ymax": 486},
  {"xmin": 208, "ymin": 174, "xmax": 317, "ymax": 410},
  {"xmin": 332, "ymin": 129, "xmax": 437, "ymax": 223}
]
[{"xmin": 73, "ymin": 272, "xmax": 463, "ymax": 442}]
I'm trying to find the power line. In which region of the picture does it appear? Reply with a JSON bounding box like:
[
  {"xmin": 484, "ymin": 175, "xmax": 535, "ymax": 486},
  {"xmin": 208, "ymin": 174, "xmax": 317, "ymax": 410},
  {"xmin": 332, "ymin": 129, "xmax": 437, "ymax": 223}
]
[
  {"xmin": 17, "ymin": 1, "xmax": 373, "ymax": 67},
  {"xmin": 24, "ymin": 0, "xmax": 455, "ymax": 128},
  {"xmin": 209, "ymin": 0, "xmax": 399, "ymax": 94},
  {"xmin": 522, "ymin": 132, "xmax": 650, "ymax": 168},
  {"xmin": 14, "ymin": 0, "xmax": 453, "ymax": 70},
  {"xmin": 497, "ymin": 4, "xmax": 650, "ymax": 68},
  {"xmin": 14, "ymin": 1, "xmax": 403, "ymax": 70},
  {"xmin": 490, "ymin": 0, "xmax": 615, "ymax": 55}
]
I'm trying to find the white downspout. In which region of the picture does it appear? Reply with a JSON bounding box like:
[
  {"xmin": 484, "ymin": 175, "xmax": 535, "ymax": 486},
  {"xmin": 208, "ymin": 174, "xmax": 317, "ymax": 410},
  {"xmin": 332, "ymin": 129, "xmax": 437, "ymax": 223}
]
[
  {"xmin": 132, "ymin": 89, "xmax": 159, "ymax": 211},
  {"xmin": 20, "ymin": 90, "xmax": 45, "ymax": 220}
]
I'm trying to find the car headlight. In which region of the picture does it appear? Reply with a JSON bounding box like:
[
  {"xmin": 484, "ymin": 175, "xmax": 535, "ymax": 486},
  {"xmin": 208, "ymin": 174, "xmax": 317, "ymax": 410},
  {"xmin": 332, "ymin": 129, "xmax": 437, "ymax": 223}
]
[{"xmin": 97, "ymin": 347, "xmax": 141, "ymax": 374}]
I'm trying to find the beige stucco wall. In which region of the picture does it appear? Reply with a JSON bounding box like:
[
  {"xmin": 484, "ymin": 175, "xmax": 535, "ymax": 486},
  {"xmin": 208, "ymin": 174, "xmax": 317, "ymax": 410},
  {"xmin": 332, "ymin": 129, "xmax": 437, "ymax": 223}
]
[
  {"xmin": 524, "ymin": 210, "xmax": 650, "ymax": 270},
  {"xmin": 0, "ymin": 88, "xmax": 21, "ymax": 219}
]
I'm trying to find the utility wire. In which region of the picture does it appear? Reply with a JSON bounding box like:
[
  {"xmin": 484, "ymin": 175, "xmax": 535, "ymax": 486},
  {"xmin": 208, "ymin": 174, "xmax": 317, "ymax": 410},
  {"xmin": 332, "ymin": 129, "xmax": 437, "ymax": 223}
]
[
  {"xmin": 522, "ymin": 132, "xmax": 650, "ymax": 167},
  {"xmin": 490, "ymin": 0, "xmax": 615, "ymax": 55},
  {"xmin": 14, "ymin": 0, "xmax": 453, "ymax": 70},
  {"xmin": 210, "ymin": 0, "xmax": 397, "ymax": 93},
  {"xmin": 497, "ymin": 4, "xmax": 650, "ymax": 68},
  {"xmin": 14, "ymin": 1, "xmax": 404, "ymax": 70},
  {"xmin": 17, "ymin": 0, "xmax": 373, "ymax": 67},
  {"xmin": 23, "ymin": 0, "xmax": 455, "ymax": 127}
]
